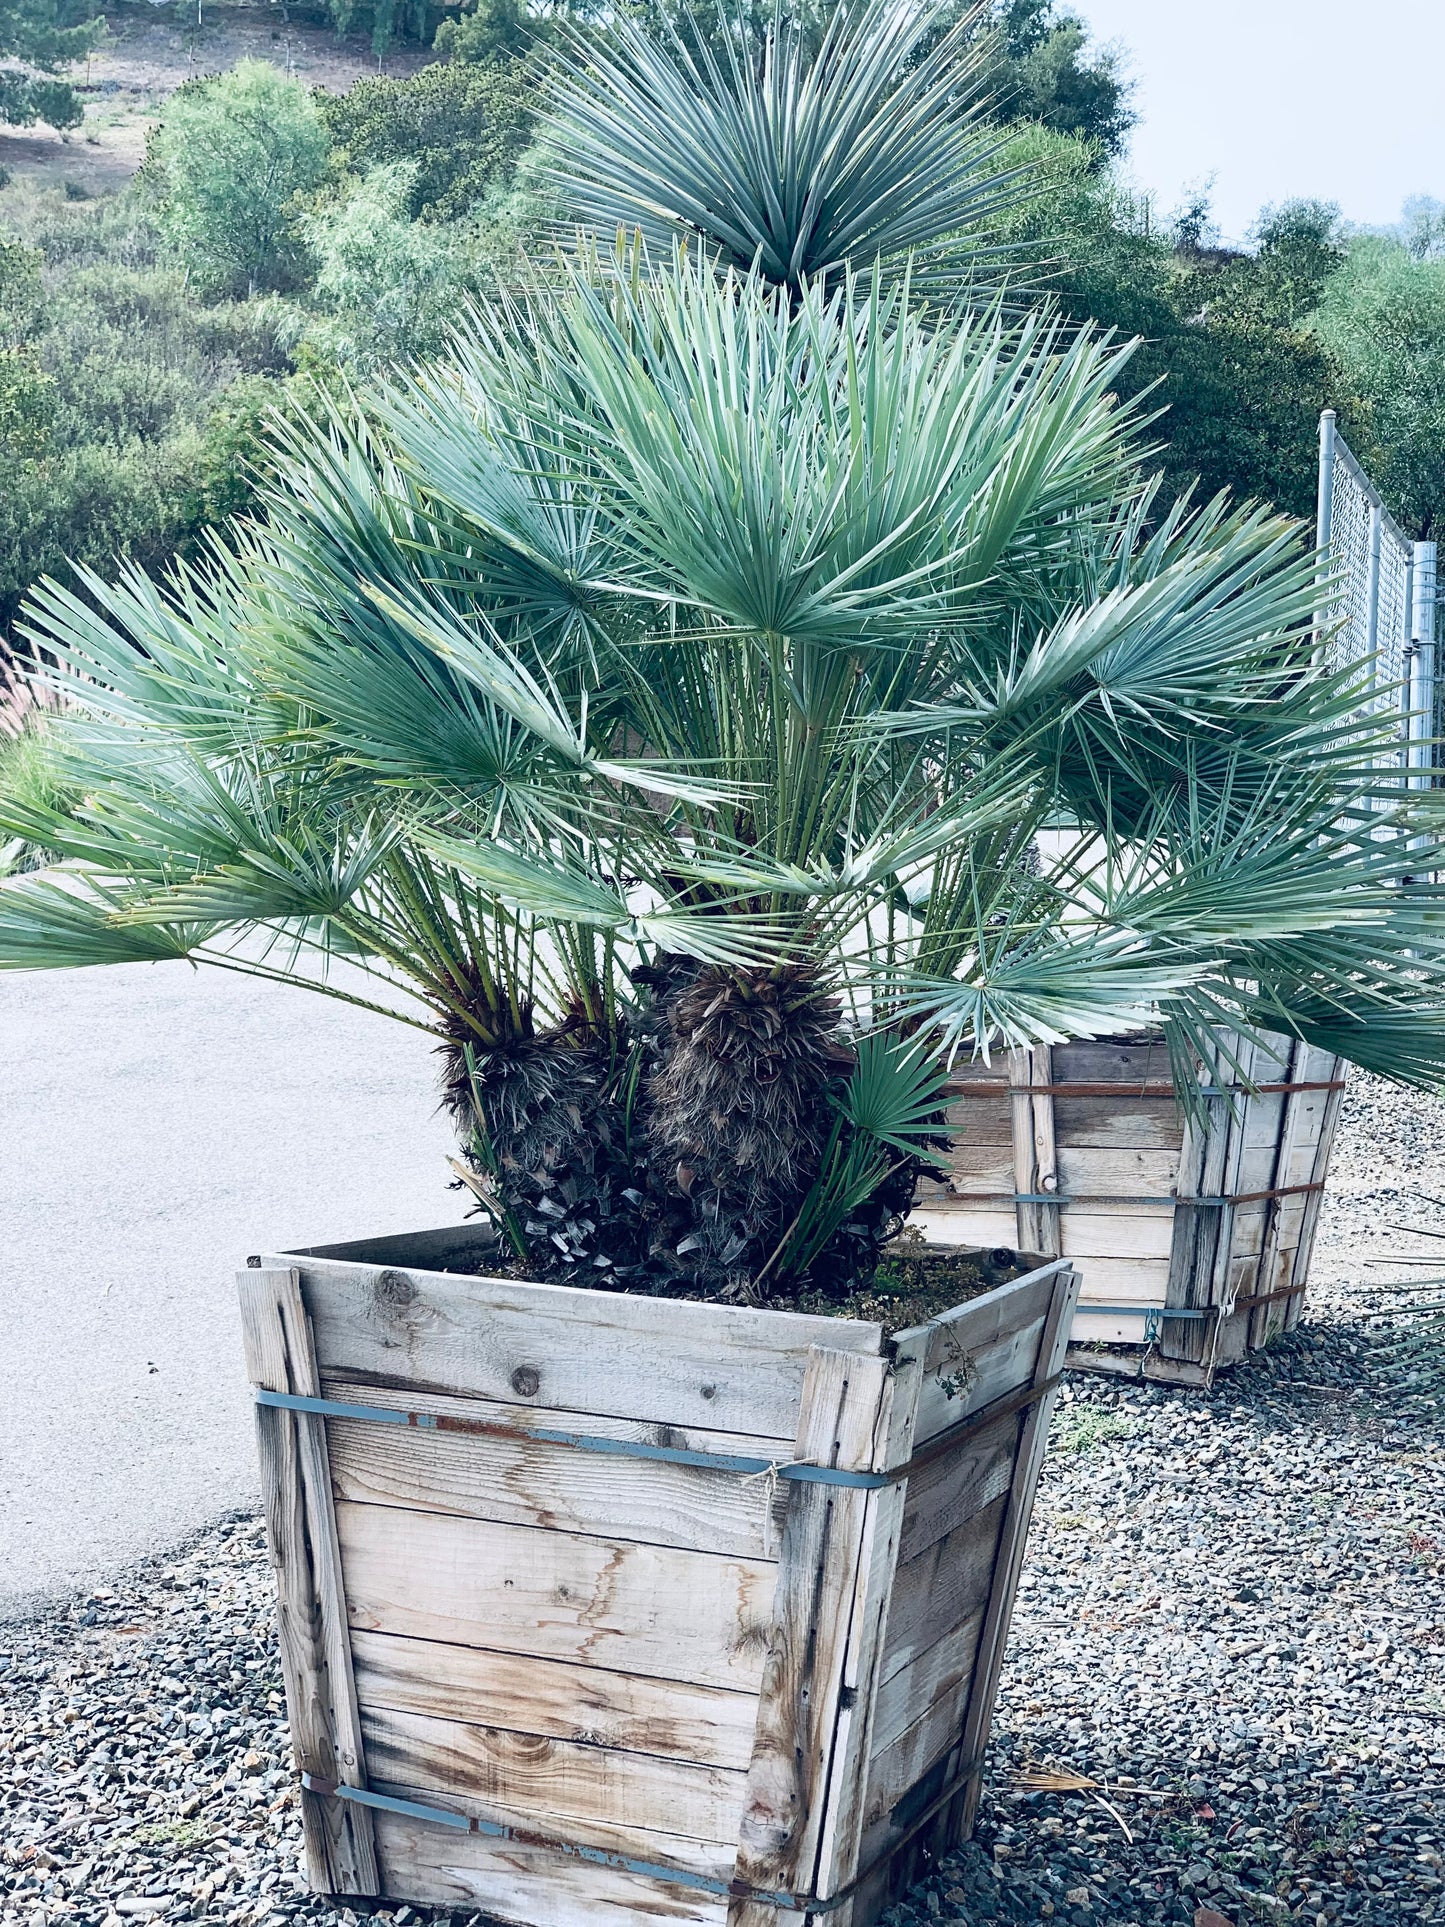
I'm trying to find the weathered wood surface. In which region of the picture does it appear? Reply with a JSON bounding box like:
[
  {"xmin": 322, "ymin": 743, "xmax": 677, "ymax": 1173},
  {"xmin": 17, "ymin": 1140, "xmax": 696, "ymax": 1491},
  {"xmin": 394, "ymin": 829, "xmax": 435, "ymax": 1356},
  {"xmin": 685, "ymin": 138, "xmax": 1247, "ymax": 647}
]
[
  {"xmin": 350, "ymin": 1629, "xmax": 757, "ymax": 1772},
  {"xmin": 728, "ymin": 1348, "xmax": 890, "ymax": 1927},
  {"xmin": 237, "ymin": 1266, "xmax": 378, "ymax": 1898},
  {"xmin": 1010, "ymin": 1045, "xmax": 1061, "ymax": 1258},
  {"xmin": 808, "ymin": 1324, "xmax": 928, "ymax": 1919},
  {"xmin": 372, "ymin": 1804, "xmax": 731, "ymax": 1926},
  {"xmin": 337, "ymin": 1501, "xmax": 777, "ymax": 1692},
  {"xmin": 326, "ymin": 1402, "xmax": 783, "ymax": 1558},
  {"xmin": 870, "ymin": 1608, "xmax": 985, "ymax": 1760},
  {"xmin": 362, "ymin": 1703, "xmax": 748, "ymax": 1849},
  {"xmin": 908, "ymin": 1268, "xmax": 1059, "ymax": 1445},
  {"xmin": 273, "ymin": 1252, "xmax": 880, "ymax": 1439},
  {"xmin": 894, "ymin": 1411, "xmax": 1017, "ymax": 1566},
  {"xmin": 878, "ymin": 1491, "xmax": 1007, "ymax": 1683}
]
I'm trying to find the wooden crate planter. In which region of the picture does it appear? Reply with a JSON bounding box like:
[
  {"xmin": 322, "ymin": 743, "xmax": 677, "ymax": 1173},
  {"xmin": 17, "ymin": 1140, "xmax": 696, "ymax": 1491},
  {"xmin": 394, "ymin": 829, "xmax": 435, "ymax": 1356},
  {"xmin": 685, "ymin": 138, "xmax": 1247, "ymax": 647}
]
[
  {"xmin": 238, "ymin": 1228, "xmax": 1080, "ymax": 1925},
  {"xmin": 911, "ymin": 1028, "xmax": 1347, "ymax": 1387}
]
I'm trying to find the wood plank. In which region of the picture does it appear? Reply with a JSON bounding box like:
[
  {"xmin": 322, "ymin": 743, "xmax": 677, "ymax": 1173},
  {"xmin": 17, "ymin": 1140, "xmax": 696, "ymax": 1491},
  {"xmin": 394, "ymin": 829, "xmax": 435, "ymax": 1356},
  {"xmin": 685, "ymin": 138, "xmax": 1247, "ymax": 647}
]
[
  {"xmin": 1284, "ymin": 1057, "xmax": 1346, "ymax": 1335},
  {"xmin": 912, "ymin": 1301, "xmax": 1049, "ymax": 1448},
  {"xmin": 373, "ymin": 1802, "xmax": 729, "ymax": 1926},
  {"xmin": 275, "ymin": 1252, "xmax": 881, "ymax": 1440},
  {"xmin": 909, "ymin": 1207, "xmax": 1021, "ymax": 1252},
  {"xmin": 945, "ymin": 1265, "xmax": 1079, "ymax": 1844},
  {"xmin": 878, "ymin": 1492, "xmax": 1006, "ymax": 1685},
  {"xmin": 1074, "ymin": 1256, "xmax": 1171, "ymax": 1302},
  {"xmin": 863, "ymin": 1663, "xmax": 976, "ymax": 1824},
  {"xmin": 362, "ymin": 1703, "xmax": 748, "ymax": 1849},
  {"xmin": 870, "ymin": 1610, "xmax": 985, "ymax": 1760},
  {"xmin": 895, "ymin": 1412, "xmax": 1019, "ymax": 1566},
  {"xmin": 729, "ymin": 1348, "xmax": 890, "ymax": 1927},
  {"xmin": 326, "ymin": 1410, "xmax": 780, "ymax": 1559},
  {"xmin": 1059, "ymin": 1213, "xmax": 1174, "ymax": 1260},
  {"xmin": 1051, "ymin": 1038, "xmax": 1171, "ymax": 1083},
  {"xmin": 810, "ymin": 1326, "xmax": 930, "ymax": 1915},
  {"xmin": 1052, "ymin": 1095, "xmax": 1183, "ymax": 1150},
  {"xmin": 1010, "ymin": 1045, "xmax": 1061, "ymax": 1260},
  {"xmin": 350, "ymin": 1629, "xmax": 757, "ymax": 1772},
  {"xmin": 237, "ymin": 1267, "xmax": 379, "ymax": 1898},
  {"xmin": 337, "ymin": 1501, "xmax": 776, "ymax": 1693},
  {"xmin": 1055, "ymin": 1145, "xmax": 1181, "ymax": 1196}
]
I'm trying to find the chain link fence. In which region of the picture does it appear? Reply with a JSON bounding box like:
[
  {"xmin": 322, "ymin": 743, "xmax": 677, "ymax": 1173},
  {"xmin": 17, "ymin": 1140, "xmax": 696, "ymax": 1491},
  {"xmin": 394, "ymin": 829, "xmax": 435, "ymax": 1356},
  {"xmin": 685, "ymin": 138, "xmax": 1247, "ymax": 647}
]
[{"xmin": 1316, "ymin": 409, "xmax": 1438, "ymax": 785}]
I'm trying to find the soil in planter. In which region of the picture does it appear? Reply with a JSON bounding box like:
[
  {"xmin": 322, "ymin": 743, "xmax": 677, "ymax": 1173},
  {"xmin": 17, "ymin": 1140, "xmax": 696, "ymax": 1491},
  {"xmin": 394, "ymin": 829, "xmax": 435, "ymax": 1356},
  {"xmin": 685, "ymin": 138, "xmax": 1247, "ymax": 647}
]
[{"xmin": 425, "ymin": 1227, "xmax": 1041, "ymax": 1337}]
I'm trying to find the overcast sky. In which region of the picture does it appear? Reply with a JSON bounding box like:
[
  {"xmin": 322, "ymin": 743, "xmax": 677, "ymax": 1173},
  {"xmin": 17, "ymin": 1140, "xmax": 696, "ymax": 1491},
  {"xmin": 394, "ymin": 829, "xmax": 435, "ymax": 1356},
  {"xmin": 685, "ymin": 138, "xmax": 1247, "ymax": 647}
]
[{"xmin": 1076, "ymin": 0, "xmax": 1445, "ymax": 245}]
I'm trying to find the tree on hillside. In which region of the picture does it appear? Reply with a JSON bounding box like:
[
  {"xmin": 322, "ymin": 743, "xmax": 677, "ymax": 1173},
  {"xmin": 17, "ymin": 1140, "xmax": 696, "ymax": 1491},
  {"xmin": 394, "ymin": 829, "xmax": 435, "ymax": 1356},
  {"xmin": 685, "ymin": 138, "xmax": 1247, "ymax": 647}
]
[
  {"xmin": 317, "ymin": 58, "xmax": 535, "ymax": 222},
  {"xmin": 0, "ymin": 0, "xmax": 104, "ymax": 133},
  {"xmin": 1314, "ymin": 229, "xmax": 1445, "ymax": 540},
  {"xmin": 145, "ymin": 62, "xmax": 330, "ymax": 297},
  {"xmin": 986, "ymin": 133, "xmax": 1361, "ymax": 518}
]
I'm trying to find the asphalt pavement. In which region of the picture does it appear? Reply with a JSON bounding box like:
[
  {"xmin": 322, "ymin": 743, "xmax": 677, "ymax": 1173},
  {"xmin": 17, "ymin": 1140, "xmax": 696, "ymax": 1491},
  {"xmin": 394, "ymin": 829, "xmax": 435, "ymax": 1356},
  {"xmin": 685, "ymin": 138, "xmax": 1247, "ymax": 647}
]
[{"xmin": 0, "ymin": 958, "xmax": 462, "ymax": 1618}]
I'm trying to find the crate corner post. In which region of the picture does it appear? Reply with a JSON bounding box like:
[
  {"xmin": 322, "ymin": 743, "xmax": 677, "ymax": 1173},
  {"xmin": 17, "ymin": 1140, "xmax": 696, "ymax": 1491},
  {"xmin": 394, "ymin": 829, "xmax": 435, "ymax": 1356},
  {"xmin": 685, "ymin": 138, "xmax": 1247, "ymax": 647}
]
[{"xmin": 236, "ymin": 1264, "xmax": 379, "ymax": 1900}]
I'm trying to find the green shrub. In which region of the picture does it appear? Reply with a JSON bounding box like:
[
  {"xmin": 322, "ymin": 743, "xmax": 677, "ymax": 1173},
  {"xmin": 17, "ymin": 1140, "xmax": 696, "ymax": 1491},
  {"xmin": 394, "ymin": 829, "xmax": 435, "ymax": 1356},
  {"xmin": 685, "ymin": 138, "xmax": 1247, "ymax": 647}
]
[
  {"xmin": 317, "ymin": 58, "xmax": 534, "ymax": 222},
  {"xmin": 147, "ymin": 61, "xmax": 329, "ymax": 295}
]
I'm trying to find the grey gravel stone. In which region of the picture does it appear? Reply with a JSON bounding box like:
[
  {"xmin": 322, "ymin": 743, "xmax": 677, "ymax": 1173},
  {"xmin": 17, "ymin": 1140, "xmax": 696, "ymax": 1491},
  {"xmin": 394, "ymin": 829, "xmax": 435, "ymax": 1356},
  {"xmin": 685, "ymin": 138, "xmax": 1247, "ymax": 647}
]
[{"xmin": 2, "ymin": 1077, "xmax": 1442, "ymax": 1927}]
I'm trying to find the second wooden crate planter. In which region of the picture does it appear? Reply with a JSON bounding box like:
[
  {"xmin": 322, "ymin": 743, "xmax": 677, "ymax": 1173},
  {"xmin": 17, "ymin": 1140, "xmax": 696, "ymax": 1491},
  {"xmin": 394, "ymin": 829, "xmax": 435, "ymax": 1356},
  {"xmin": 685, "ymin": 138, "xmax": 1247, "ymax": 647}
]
[
  {"xmin": 238, "ymin": 1228, "xmax": 1079, "ymax": 1926},
  {"xmin": 912, "ymin": 1028, "xmax": 1347, "ymax": 1386}
]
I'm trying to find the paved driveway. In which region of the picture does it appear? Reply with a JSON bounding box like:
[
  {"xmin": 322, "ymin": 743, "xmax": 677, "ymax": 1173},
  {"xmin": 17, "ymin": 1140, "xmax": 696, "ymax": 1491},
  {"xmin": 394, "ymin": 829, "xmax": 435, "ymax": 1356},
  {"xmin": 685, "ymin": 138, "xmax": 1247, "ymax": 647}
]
[{"xmin": 0, "ymin": 959, "xmax": 460, "ymax": 1618}]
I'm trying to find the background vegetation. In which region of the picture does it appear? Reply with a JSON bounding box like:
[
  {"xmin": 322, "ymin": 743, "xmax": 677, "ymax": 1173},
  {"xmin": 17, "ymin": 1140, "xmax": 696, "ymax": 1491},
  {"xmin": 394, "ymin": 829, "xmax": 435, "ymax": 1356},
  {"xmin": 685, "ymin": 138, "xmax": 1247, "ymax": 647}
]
[{"xmin": 0, "ymin": 0, "xmax": 1442, "ymax": 668}]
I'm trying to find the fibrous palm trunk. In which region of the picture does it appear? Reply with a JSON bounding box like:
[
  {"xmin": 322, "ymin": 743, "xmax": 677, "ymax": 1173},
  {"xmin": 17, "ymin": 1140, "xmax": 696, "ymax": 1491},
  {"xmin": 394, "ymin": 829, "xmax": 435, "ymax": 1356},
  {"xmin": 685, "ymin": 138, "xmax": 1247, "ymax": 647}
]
[
  {"xmin": 439, "ymin": 1010, "xmax": 635, "ymax": 1282},
  {"xmin": 636, "ymin": 962, "xmax": 846, "ymax": 1298}
]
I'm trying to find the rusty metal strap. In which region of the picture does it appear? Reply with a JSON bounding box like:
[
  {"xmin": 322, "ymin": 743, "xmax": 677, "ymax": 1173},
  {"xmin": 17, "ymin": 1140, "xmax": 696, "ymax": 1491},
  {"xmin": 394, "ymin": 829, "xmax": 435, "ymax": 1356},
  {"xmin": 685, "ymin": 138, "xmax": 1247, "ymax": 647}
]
[
  {"xmin": 1231, "ymin": 1281, "xmax": 1309, "ymax": 1314},
  {"xmin": 256, "ymin": 1374, "xmax": 1062, "ymax": 1494},
  {"xmin": 945, "ymin": 1080, "xmax": 1346, "ymax": 1099},
  {"xmin": 301, "ymin": 1753, "xmax": 986, "ymax": 1913},
  {"xmin": 963, "ymin": 1181, "xmax": 1325, "ymax": 1209}
]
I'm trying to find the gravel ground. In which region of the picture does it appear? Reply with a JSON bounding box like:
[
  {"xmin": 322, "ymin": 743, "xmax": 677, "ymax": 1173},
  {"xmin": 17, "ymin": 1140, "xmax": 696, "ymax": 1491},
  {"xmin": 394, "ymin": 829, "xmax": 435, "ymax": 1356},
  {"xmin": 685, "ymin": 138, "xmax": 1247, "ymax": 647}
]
[{"xmin": 2, "ymin": 1078, "xmax": 1443, "ymax": 1927}]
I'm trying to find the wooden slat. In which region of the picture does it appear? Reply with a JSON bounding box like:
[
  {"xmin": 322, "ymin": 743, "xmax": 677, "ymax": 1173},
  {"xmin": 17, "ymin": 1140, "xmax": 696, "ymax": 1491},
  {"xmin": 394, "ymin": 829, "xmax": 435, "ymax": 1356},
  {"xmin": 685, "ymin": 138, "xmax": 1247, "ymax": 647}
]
[
  {"xmin": 946, "ymin": 1265, "xmax": 1079, "ymax": 1843},
  {"xmin": 277, "ymin": 1252, "xmax": 880, "ymax": 1440},
  {"xmin": 909, "ymin": 1266, "xmax": 1058, "ymax": 1445},
  {"xmin": 1052, "ymin": 1095, "xmax": 1184, "ymax": 1150},
  {"xmin": 326, "ymin": 1409, "xmax": 781, "ymax": 1559},
  {"xmin": 809, "ymin": 1325, "xmax": 929, "ymax": 1917},
  {"xmin": 372, "ymin": 1803, "xmax": 729, "ymax": 1926},
  {"xmin": 237, "ymin": 1267, "xmax": 379, "ymax": 1898},
  {"xmin": 1284, "ymin": 1053, "xmax": 1347, "ymax": 1335},
  {"xmin": 728, "ymin": 1348, "xmax": 890, "ymax": 1927},
  {"xmin": 870, "ymin": 1609, "xmax": 985, "ymax": 1760},
  {"xmin": 1059, "ymin": 1209, "xmax": 1176, "ymax": 1259},
  {"xmin": 1074, "ymin": 1256, "xmax": 1171, "ymax": 1302},
  {"xmin": 337, "ymin": 1501, "xmax": 776, "ymax": 1692},
  {"xmin": 1051, "ymin": 1038, "xmax": 1172, "ymax": 1083},
  {"xmin": 362, "ymin": 1703, "xmax": 748, "ymax": 1850},
  {"xmin": 1010, "ymin": 1045, "xmax": 1061, "ymax": 1258},
  {"xmin": 877, "ymin": 1491, "xmax": 1006, "ymax": 1684},
  {"xmin": 894, "ymin": 1412, "xmax": 1019, "ymax": 1566},
  {"xmin": 1056, "ymin": 1145, "xmax": 1181, "ymax": 1196},
  {"xmin": 350, "ymin": 1629, "xmax": 757, "ymax": 1772},
  {"xmin": 863, "ymin": 1663, "xmax": 975, "ymax": 1824}
]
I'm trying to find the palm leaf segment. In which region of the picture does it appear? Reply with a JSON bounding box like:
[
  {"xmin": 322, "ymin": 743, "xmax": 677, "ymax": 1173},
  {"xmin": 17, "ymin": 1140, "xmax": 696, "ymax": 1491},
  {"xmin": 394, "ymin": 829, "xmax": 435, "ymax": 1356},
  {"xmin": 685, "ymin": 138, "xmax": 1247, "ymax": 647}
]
[{"xmin": 543, "ymin": 0, "xmax": 1024, "ymax": 296}]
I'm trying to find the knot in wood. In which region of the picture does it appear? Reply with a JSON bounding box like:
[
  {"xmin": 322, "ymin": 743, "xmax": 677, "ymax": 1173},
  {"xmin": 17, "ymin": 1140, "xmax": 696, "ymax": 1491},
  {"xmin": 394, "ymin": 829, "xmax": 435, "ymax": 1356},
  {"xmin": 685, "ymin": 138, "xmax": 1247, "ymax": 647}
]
[
  {"xmin": 372, "ymin": 1269, "xmax": 417, "ymax": 1313},
  {"xmin": 510, "ymin": 1365, "xmax": 541, "ymax": 1398}
]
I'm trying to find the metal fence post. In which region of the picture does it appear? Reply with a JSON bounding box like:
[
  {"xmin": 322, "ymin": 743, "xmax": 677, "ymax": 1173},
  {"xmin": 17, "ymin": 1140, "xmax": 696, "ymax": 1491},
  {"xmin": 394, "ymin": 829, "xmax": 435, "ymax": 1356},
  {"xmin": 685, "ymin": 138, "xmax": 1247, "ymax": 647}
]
[
  {"xmin": 1411, "ymin": 541, "xmax": 1438, "ymax": 790},
  {"xmin": 1314, "ymin": 410, "xmax": 1337, "ymax": 662}
]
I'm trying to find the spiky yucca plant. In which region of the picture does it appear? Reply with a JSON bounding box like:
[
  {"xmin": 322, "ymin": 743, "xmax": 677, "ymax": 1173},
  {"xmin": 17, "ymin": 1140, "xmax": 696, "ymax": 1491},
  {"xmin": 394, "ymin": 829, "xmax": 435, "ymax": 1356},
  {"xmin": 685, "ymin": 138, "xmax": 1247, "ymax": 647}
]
[{"xmin": 5, "ymin": 3, "xmax": 1445, "ymax": 1302}]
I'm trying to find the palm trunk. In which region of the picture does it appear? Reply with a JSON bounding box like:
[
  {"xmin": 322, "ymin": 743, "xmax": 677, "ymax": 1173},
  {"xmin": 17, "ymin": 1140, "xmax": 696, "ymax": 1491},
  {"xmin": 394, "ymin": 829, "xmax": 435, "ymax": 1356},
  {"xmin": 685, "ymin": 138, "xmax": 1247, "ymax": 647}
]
[
  {"xmin": 636, "ymin": 961, "xmax": 846, "ymax": 1298},
  {"xmin": 439, "ymin": 1011, "xmax": 634, "ymax": 1282}
]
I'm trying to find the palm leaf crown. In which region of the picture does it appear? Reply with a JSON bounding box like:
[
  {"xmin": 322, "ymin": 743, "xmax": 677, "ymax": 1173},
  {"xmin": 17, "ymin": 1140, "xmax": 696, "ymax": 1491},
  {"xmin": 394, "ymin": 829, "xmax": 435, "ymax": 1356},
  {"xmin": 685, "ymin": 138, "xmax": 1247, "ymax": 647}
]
[{"xmin": 4, "ymin": 0, "xmax": 1445, "ymax": 1299}]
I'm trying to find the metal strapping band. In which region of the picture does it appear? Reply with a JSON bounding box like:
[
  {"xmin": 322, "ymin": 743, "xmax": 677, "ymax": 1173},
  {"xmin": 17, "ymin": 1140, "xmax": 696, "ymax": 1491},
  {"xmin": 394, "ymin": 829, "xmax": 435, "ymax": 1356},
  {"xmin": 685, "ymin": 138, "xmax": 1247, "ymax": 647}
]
[
  {"xmin": 966, "ymin": 1181, "xmax": 1325, "ymax": 1209},
  {"xmin": 301, "ymin": 1753, "xmax": 985, "ymax": 1914},
  {"xmin": 945, "ymin": 1080, "xmax": 1346, "ymax": 1099},
  {"xmin": 255, "ymin": 1374, "xmax": 1063, "ymax": 1492}
]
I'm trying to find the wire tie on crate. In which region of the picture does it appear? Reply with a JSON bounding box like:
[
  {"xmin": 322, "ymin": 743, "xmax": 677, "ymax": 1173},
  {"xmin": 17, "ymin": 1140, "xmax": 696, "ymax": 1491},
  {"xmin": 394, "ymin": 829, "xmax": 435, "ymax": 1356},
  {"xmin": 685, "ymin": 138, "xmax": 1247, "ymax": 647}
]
[
  {"xmin": 255, "ymin": 1374, "xmax": 1062, "ymax": 1489},
  {"xmin": 300, "ymin": 1755, "xmax": 986, "ymax": 1914}
]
